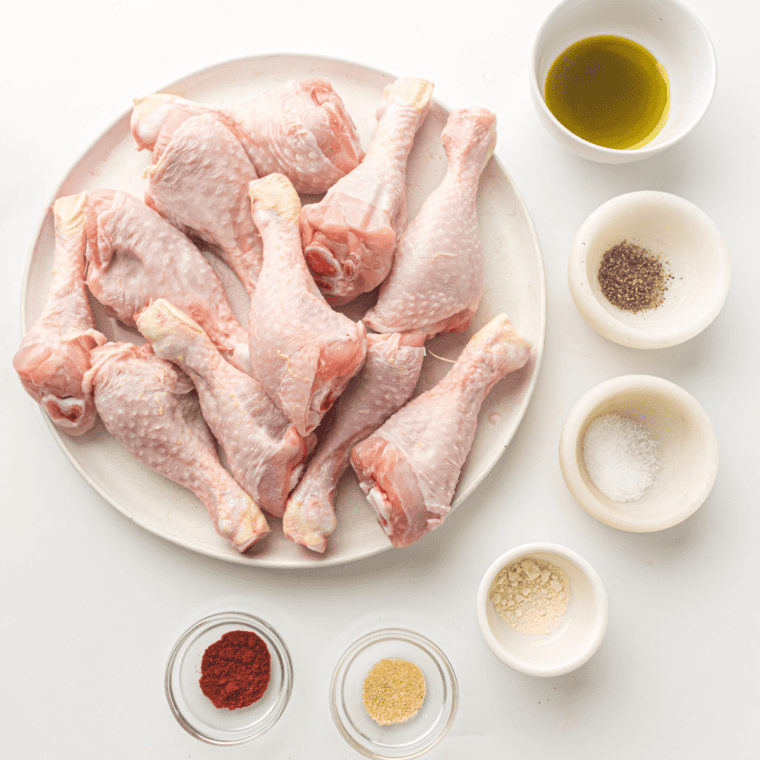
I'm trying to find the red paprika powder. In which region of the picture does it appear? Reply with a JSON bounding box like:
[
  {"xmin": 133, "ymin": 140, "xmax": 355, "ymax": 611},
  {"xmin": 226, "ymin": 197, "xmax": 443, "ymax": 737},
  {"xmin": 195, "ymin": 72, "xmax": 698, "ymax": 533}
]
[{"xmin": 199, "ymin": 629, "xmax": 271, "ymax": 709}]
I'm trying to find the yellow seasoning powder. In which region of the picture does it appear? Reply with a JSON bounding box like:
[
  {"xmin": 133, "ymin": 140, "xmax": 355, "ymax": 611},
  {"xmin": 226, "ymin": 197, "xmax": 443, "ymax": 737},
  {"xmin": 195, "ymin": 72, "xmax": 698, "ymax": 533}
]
[
  {"xmin": 362, "ymin": 658, "xmax": 426, "ymax": 726},
  {"xmin": 490, "ymin": 558, "xmax": 570, "ymax": 634}
]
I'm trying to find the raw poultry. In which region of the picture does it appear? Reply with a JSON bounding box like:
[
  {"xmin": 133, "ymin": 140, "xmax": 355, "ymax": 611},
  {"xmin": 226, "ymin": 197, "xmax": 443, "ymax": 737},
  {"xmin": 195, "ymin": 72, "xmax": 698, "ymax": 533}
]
[
  {"xmin": 15, "ymin": 72, "xmax": 532, "ymax": 554},
  {"xmin": 144, "ymin": 113, "xmax": 262, "ymax": 292},
  {"xmin": 351, "ymin": 314, "xmax": 532, "ymax": 548},
  {"xmin": 137, "ymin": 299, "xmax": 315, "ymax": 518},
  {"xmin": 85, "ymin": 189, "xmax": 252, "ymax": 374},
  {"xmin": 300, "ymin": 77, "xmax": 434, "ymax": 304},
  {"xmin": 283, "ymin": 331, "xmax": 426, "ymax": 552},
  {"xmin": 247, "ymin": 173, "xmax": 367, "ymax": 437},
  {"xmin": 83, "ymin": 342, "xmax": 270, "ymax": 553},
  {"xmin": 13, "ymin": 192, "xmax": 106, "ymax": 435},
  {"xmin": 364, "ymin": 107, "xmax": 496, "ymax": 337},
  {"xmin": 131, "ymin": 78, "xmax": 364, "ymax": 194}
]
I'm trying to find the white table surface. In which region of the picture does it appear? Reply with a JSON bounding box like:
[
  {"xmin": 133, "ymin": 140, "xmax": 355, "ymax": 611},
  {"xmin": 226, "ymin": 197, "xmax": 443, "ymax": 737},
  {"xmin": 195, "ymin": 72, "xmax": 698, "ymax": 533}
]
[{"xmin": 2, "ymin": 1, "xmax": 758, "ymax": 757}]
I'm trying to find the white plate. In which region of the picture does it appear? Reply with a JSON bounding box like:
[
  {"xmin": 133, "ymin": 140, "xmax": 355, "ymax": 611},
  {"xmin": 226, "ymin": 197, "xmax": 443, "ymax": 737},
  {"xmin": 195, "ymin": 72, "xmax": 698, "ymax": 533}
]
[{"xmin": 21, "ymin": 54, "xmax": 546, "ymax": 568}]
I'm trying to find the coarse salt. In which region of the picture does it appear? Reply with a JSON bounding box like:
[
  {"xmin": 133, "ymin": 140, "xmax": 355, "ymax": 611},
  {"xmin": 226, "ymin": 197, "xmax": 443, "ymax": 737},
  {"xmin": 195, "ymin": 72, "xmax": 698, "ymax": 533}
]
[{"xmin": 582, "ymin": 413, "xmax": 659, "ymax": 502}]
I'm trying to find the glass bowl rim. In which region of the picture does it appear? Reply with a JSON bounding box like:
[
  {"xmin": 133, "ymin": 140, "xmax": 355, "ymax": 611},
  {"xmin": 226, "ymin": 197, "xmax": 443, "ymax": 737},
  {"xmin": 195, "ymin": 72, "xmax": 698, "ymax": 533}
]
[
  {"xmin": 165, "ymin": 610, "xmax": 294, "ymax": 746},
  {"xmin": 329, "ymin": 626, "xmax": 459, "ymax": 760}
]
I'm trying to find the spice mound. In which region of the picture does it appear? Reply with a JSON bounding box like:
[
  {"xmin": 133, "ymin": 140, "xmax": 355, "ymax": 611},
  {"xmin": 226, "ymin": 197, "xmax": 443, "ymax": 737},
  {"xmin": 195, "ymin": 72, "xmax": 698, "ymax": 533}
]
[
  {"xmin": 362, "ymin": 658, "xmax": 426, "ymax": 726},
  {"xmin": 490, "ymin": 558, "xmax": 570, "ymax": 634},
  {"xmin": 597, "ymin": 241, "xmax": 673, "ymax": 313},
  {"xmin": 199, "ymin": 630, "xmax": 271, "ymax": 710},
  {"xmin": 583, "ymin": 413, "xmax": 660, "ymax": 502}
]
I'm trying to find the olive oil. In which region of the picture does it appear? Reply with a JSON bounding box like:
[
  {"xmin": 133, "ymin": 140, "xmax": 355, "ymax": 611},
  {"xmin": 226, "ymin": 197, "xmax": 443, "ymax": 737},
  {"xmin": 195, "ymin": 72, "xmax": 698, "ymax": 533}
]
[{"xmin": 544, "ymin": 35, "xmax": 669, "ymax": 150}]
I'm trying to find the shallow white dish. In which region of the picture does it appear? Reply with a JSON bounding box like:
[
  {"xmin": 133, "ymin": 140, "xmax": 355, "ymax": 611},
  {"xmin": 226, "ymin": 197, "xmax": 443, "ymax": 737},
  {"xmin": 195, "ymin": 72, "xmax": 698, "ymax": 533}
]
[
  {"xmin": 568, "ymin": 191, "xmax": 730, "ymax": 349},
  {"xmin": 477, "ymin": 543, "xmax": 608, "ymax": 677},
  {"xmin": 530, "ymin": 0, "xmax": 717, "ymax": 163},
  {"xmin": 559, "ymin": 375, "xmax": 719, "ymax": 532},
  {"xmin": 21, "ymin": 54, "xmax": 546, "ymax": 568}
]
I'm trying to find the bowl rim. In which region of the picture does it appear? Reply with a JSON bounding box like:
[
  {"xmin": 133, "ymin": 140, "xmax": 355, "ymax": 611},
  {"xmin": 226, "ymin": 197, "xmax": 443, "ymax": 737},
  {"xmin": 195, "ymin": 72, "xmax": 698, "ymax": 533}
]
[
  {"xmin": 568, "ymin": 190, "xmax": 731, "ymax": 349},
  {"xmin": 165, "ymin": 611, "xmax": 294, "ymax": 746},
  {"xmin": 528, "ymin": 0, "xmax": 718, "ymax": 159},
  {"xmin": 476, "ymin": 542, "xmax": 608, "ymax": 677},
  {"xmin": 558, "ymin": 374, "xmax": 720, "ymax": 532},
  {"xmin": 329, "ymin": 626, "xmax": 459, "ymax": 760}
]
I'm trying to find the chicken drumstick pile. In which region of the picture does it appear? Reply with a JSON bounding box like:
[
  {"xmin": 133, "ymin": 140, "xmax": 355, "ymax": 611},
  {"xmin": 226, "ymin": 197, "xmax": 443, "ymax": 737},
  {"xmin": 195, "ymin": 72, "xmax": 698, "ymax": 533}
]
[{"xmin": 15, "ymin": 75, "xmax": 532, "ymax": 555}]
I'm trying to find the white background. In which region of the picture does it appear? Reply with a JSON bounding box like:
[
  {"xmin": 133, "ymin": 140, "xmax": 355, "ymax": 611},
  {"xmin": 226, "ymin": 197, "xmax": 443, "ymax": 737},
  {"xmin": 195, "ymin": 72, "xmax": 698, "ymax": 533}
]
[{"xmin": 2, "ymin": 0, "xmax": 758, "ymax": 757}]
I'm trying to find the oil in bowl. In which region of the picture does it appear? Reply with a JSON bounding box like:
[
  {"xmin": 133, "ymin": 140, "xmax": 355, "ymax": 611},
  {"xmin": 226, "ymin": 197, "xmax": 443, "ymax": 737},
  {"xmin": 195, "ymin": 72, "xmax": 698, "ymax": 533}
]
[{"xmin": 544, "ymin": 35, "xmax": 669, "ymax": 150}]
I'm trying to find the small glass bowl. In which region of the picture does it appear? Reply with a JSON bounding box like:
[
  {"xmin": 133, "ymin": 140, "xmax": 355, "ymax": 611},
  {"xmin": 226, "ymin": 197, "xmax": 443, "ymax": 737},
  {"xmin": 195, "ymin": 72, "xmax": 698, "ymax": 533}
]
[
  {"xmin": 165, "ymin": 611, "xmax": 293, "ymax": 745},
  {"xmin": 330, "ymin": 628, "xmax": 458, "ymax": 759}
]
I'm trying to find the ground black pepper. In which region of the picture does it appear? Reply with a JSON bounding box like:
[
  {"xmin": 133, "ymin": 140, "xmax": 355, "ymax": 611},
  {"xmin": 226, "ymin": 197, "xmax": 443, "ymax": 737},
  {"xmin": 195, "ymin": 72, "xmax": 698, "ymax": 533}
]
[{"xmin": 597, "ymin": 241, "xmax": 672, "ymax": 313}]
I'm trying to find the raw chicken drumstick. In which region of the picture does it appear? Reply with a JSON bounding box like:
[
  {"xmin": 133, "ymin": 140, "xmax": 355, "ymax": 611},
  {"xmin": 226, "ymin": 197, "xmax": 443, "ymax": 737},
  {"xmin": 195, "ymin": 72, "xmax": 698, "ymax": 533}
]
[
  {"xmin": 137, "ymin": 299, "xmax": 315, "ymax": 518},
  {"xmin": 248, "ymin": 174, "xmax": 367, "ymax": 437},
  {"xmin": 283, "ymin": 331, "xmax": 426, "ymax": 552},
  {"xmin": 131, "ymin": 78, "xmax": 363, "ymax": 194},
  {"xmin": 144, "ymin": 114, "xmax": 262, "ymax": 292},
  {"xmin": 300, "ymin": 77, "xmax": 434, "ymax": 305},
  {"xmin": 364, "ymin": 108, "xmax": 496, "ymax": 337},
  {"xmin": 83, "ymin": 342, "xmax": 270, "ymax": 552},
  {"xmin": 13, "ymin": 192, "xmax": 106, "ymax": 435},
  {"xmin": 350, "ymin": 314, "xmax": 532, "ymax": 548},
  {"xmin": 85, "ymin": 189, "xmax": 251, "ymax": 374}
]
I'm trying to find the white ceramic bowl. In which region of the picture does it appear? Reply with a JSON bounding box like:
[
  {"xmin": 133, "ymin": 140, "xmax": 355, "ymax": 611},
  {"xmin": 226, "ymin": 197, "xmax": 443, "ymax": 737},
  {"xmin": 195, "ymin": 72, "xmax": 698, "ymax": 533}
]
[
  {"xmin": 568, "ymin": 191, "xmax": 730, "ymax": 349},
  {"xmin": 530, "ymin": 0, "xmax": 717, "ymax": 163},
  {"xmin": 477, "ymin": 543, "xmax": 608, "ymax": 677},
  {"xmin": 559, "ymin": 375, "xmax": 719, "ymax": 532}
]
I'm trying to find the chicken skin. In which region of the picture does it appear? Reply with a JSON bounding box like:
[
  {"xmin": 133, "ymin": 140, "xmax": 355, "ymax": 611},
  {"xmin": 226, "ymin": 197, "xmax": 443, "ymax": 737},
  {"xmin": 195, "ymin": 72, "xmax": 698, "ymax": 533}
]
[
  {"xmin": 300, "ymin": 77, "xmax": 434, "ymax": 305},
  {"xmin": 137, "ymin": 299, "xmax": 314, "ymax": 518},
  {"xmin": 83, "ymin": 342, "xmax": 270, "ymax": 552},
  {"xmin": 283, "ymin": 331, "xmax": 426, "ymax": 552},
  {"xmin": 247, "ymin": 174, "xmax": 367, "ymax": 437},
  {"xmin": 131, "ymin": 78, "xmax": 363, "ymax": 194},
  {"xmin": 13, "ymin": 192, "xmax": 106, "ymax": 435},
  {"xmin": 85, "ymin": 189, "xmax": 251, "ymax": 374},
  {"xmin": 350, "ymin": 314, "xmax": 532, "ymax": 548},
  {"xmin": 144, "ymin": 114, "xmax": 262, "ymax": 292},
  {"xmin": 364, "ymin": 108, "xmax": 496, "ymax": 337}
]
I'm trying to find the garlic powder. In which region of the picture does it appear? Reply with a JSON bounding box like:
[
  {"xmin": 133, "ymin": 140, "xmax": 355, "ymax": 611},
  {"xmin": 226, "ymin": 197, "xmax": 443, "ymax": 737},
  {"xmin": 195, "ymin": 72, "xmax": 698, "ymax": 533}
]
[{"xmin": 490, "ymin": 558, "xmax": 570, "ymax": 634}]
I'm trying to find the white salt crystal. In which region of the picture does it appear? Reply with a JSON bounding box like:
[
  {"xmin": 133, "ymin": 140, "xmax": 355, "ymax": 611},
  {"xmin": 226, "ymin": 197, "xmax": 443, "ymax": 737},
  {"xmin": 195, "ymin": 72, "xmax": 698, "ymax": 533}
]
[{"xmin": 582, "ymin": 413, "xmax": 660, "ymax": 502}]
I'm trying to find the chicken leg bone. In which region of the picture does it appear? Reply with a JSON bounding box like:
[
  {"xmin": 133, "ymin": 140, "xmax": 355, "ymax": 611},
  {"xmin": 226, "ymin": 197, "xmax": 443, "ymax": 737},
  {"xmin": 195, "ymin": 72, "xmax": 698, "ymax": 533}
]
[
  {"xmin": 13, "ymin": 192, "xmax": 106, "ymax": 435},
  {"xmin": 283, "ymin": 330, "xmax": 426, "ymax": 552},
  {"xmin": 83, "ymin": 342, "xmax": 270, "ymax": 552},
  {"xmin": 350, "ymin": 314, "xmax": 532, "ymax": 548},
  {"xmin": 137, "ymin": 299, "xmax": 315, "ymax": 518}
]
